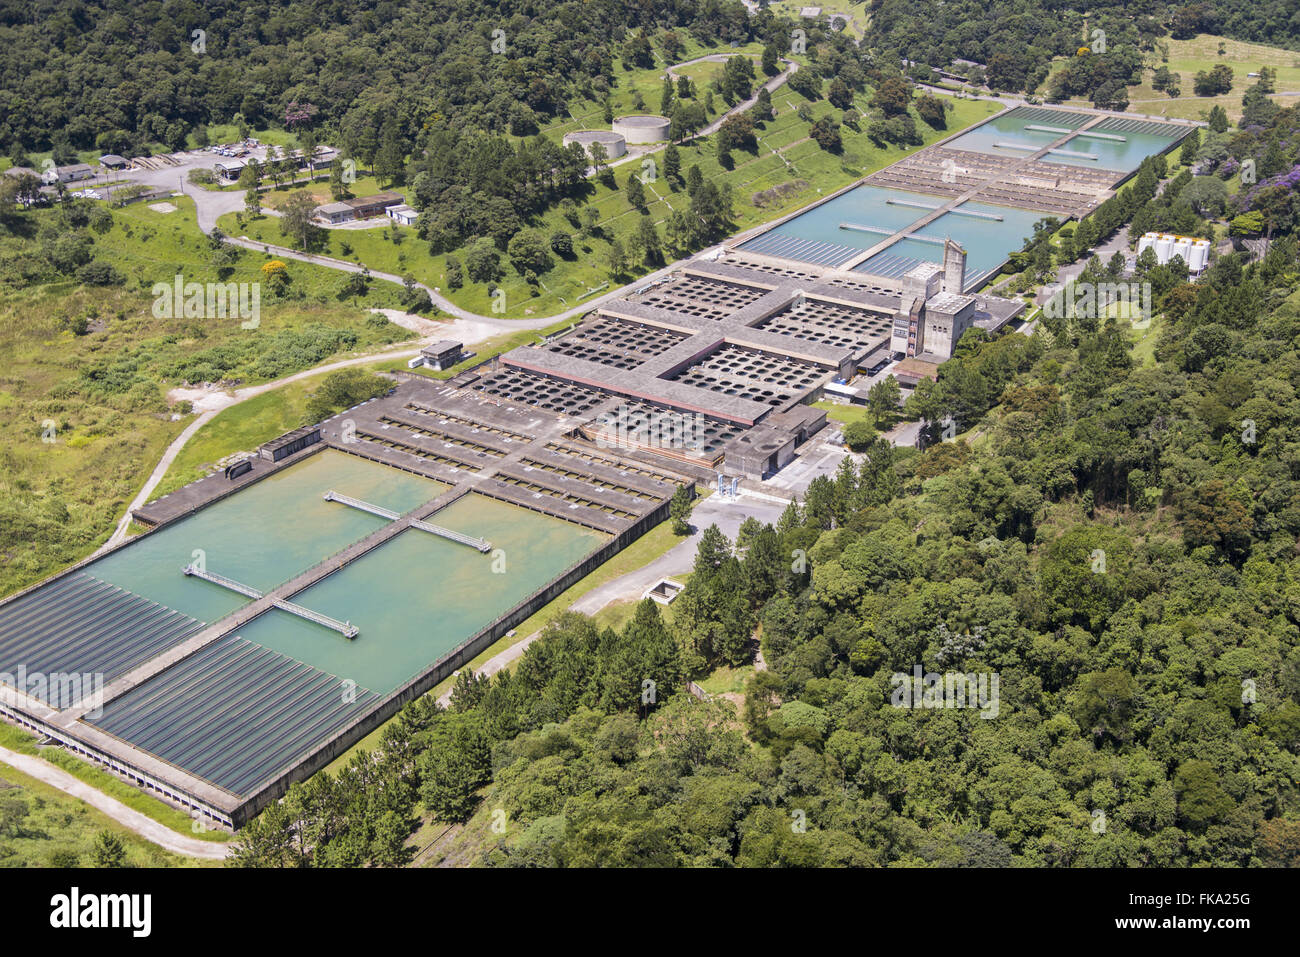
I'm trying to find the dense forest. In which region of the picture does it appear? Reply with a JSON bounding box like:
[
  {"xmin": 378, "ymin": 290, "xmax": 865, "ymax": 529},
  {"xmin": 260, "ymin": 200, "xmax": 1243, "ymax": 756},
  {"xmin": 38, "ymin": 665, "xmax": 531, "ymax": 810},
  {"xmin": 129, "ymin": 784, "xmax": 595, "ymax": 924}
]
[
  {"xmin": 234, "ymin": 246, "xmax": 1300, "ymax": 864},
  {"xmin": 0, "ymin": 0, "xmax": 757, "ymax": 158},
  {"xmin": 867, "ymin": 0, "xmax": 1300, "ymax": 95}
]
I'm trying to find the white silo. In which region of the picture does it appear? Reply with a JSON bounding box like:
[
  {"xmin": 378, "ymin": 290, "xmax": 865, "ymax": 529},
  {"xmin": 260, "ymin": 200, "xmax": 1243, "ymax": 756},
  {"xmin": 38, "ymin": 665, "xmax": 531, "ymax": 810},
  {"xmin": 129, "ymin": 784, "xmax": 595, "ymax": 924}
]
[
  {"xmin": 1155, "ymin": 234, "xmax": 1173, "ymax": 261},
  {"xmin": 1137, "ymin": 233, "xmax": 1156, "ymax": 258},
  {"xmin": 1188, "ymin": 240, "xmax": 1210, "ymax": 272},
  {"xmin": 1170, "ymin": 237, "xmax": 1192, "ymax": 264}
]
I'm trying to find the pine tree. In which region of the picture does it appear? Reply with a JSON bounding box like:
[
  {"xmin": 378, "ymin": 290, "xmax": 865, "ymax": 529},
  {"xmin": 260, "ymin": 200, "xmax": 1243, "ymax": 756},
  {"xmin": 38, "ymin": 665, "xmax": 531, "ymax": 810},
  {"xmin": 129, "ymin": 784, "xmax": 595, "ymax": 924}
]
[
  {"xmin": 660, "ymin": 74, "xmax": 675, "ymax": 115},
  {"xmin": 624, "ymin": 172, "xmax": 646, "ymax": 209},
  {"xmin": 669, "ymin": 483, "xmax": 694, "ymax": 534},
  {"xmin": 663, "ymin": 142, "xmax": 681, "ymax": 184},
  {"xmin": 91, "ymin": 830, "xmax": 126, "ymax": 868}
]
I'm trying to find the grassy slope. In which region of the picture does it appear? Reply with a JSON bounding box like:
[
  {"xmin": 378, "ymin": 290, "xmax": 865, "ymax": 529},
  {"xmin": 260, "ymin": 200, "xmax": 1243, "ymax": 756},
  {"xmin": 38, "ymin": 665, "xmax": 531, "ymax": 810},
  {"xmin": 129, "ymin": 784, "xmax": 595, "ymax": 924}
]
[
  {"xmin": 0, "ymin": 760, "xmax": 195, "ymax": 867},
  {"xmin": 1038, "ymin": 33, "xmax": 1300, "ymax": 122},
  {"xmin": 220, "ymin": 93, "xmax": 998, "ymax": 320},
  {"xmin": 0, "ymin": 723, "xmax": 231, "ymax": 847},
  {"xmin": 147, "ymin": 378, "xmax": 316, "ymax": 501},
  {"xmin": 0, "ymin": 195, "xmax": 417, "ymax": 596}
]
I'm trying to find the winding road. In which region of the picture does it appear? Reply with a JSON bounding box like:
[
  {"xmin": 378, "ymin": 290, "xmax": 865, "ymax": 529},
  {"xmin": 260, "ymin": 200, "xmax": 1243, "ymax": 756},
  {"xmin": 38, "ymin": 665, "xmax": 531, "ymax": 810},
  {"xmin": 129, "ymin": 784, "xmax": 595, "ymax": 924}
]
[{"xmin": 0, "ymin": 746, "xmax": 231, "ymax": 860}]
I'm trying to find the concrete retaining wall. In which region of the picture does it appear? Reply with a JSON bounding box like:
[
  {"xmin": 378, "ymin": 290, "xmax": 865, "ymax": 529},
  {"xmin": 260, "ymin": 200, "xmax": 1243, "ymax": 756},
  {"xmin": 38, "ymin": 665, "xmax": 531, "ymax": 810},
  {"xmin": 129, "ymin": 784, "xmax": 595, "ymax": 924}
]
[{"xmin": 612, "ymin": 115, "xmax": 671, "ymax": 144}]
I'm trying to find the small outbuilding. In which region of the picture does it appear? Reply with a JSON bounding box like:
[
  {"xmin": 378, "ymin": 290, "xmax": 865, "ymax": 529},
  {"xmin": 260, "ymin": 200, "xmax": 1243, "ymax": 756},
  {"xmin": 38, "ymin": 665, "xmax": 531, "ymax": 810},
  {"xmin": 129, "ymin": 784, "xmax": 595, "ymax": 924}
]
[
  {"xmin": 45, "ymin": 163, "xmax": 95, "ymax": 184},
  {"xmin": 314, "ymin": 201, "xmax": 355, "ymax": 225},
  {"xmin": 214, "ymin": 159, "xmax": 246, "ymax": 181},
  {"xmin": 386, "ymin": 204, "xmax": 418, "ymax": 226},
  {"xmin": 420, "ymin": 340, "xmax": 464, "ymax": 371},
  {"xmin": 258, "ymin": 426, "xmax": 321, "ymax": 462}
]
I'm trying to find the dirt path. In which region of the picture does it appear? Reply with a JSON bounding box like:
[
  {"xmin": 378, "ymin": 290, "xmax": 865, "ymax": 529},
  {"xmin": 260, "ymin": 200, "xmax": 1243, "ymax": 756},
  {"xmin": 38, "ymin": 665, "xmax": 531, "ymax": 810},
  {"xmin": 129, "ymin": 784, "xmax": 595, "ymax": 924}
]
[
  {"xmin": 0, "ymin": 746, "xmax": 232, "ymax": 860},
  {"xmin": 98, "ymin": 339, "xmax": 430, "ymax": 552}
]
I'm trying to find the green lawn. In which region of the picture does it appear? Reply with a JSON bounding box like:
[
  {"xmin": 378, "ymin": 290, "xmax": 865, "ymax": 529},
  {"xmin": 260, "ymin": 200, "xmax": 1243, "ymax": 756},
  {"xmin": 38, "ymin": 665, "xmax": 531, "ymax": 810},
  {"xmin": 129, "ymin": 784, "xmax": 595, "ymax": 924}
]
[
  {"xmin": 257, "ymin": 175, "xmax": 389, "ymax": 210},
  {"xmin": 1038, "ymin": 33, "xmax": 1300, "ymax": 122},
  {"xmin": 697, "ymin": 662, "xmax": 756, "ymax": 696},
  {"xmin": 1125, "ymin": 311, "xmax": 1162, "ymax": 368},
  {"xmin": 814, "ymin": 399, "xmax": 873, "ymax": 425}
]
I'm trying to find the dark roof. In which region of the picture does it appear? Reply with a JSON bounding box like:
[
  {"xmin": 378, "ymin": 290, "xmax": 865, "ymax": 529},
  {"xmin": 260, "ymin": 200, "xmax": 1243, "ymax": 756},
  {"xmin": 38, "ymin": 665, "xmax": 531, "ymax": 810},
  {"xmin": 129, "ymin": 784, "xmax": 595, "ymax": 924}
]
[
  {"xmin": 343, "ymin": 192, "xmax": 404, "ymax": 209},
  {"xmin": 422, "ymin": 340, "xmax": 463, "ymax": 357},
  {"xmin": 259, "ymin": 425, "xmax": 320, "ymax": 454},
  {"xmin": 893, "ymin": 356, "xmax": 942, "ymax": 383}
]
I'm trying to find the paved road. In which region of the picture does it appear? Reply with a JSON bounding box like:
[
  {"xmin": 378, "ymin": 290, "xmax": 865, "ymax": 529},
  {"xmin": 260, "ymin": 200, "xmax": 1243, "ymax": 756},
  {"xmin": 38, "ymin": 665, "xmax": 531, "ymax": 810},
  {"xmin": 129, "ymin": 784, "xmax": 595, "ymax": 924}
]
[
  {"xmin": 225, "ymin": 233, "xmax": 724, "ymax": 326},
  {"xmin": 0, "ymin": 745, "xmax": 231, "ymax": 860}
]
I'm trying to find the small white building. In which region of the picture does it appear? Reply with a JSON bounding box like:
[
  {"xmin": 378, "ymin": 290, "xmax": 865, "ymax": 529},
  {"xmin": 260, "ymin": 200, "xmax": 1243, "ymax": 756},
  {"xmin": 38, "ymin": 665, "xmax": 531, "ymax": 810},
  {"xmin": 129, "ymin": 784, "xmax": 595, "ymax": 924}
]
[
  {"xmin": 44, "ymin": 163, "xmax": 95, "ymax": 185},
  {"xmin": 386, "ymin": 204, "xmax": 418, "ymax": 226}
]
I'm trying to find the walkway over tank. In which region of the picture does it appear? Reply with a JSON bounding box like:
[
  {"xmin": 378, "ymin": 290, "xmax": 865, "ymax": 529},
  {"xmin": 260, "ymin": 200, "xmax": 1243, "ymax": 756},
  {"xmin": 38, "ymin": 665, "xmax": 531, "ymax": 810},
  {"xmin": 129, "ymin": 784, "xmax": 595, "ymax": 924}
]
[
  {"xmin": 181, "ymin": 564, "xmax": 359, "ymax": 638},
  {"xmin": 322, "ymin": 490, "xmax": 492, "ymax": 552}
]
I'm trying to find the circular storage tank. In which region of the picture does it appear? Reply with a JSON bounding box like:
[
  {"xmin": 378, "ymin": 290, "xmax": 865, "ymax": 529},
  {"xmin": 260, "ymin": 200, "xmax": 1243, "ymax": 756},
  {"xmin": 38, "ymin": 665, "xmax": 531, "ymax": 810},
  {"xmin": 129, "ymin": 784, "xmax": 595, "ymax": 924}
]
[
  {"xmin": 561, "ymin": 129, "xmax": 627, "ymax": 160},
  {"xmin": 612, "ymin": 114, "xmax": 671, "ymax": 144},
  {"xmin": 1188, "ymin": 240, "xmax": 1210, "ymax": 273}
]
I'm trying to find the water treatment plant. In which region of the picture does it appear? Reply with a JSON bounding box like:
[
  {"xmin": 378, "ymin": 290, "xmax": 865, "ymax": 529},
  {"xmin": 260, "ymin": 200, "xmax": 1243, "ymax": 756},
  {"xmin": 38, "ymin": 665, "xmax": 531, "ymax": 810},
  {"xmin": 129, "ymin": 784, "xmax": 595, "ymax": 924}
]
[
  {"xmin": 735, "ymin": 105, "xmax": 1194, "ymax": 292},
  {"xmin": 0, "ymin": 103, "xmax": 1195, "ymax": 830}
]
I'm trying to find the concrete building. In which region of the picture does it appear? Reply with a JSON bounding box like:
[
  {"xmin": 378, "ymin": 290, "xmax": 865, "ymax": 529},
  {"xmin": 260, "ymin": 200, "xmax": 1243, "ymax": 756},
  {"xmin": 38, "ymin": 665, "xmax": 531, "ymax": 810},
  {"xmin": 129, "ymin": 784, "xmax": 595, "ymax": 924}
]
[
  {"xmin": 258, "ymin": 426, "xmax": 321, "ymax": 462},
  {"xmin": 918, "ymin": 292, "xmax": 977, "ymax": 361},
  {"xmin": 420, "ymin": 340, "xmax": 464, "ymax": 370},
  {"xmin": 386, "ymin": 204, "xmax": 418, "ymax": 226},
  {"xmin": 941, "ymin": 237, "xmax": 967, "ymax": 294},
  {"xmin": 98, "ymin": 154, "xmax": 129, "ymax": 170},
  {"xmin": 214, "ymin": 159, "xmax": 246, "ymax": 182},
  {"xmin": 313, "ymin": 201, "xmax": 355, "ymax": 225},
  {"xmin": 723, "ymin": 425, "xmax": 797, "ymax": 479},
  {"xmin": 44, "ymin": 163, "xmax": 95, "ymax": 184},
  {"xmin": 887, "ymin": 261, "xmax": 977, "ymax": 359}
]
